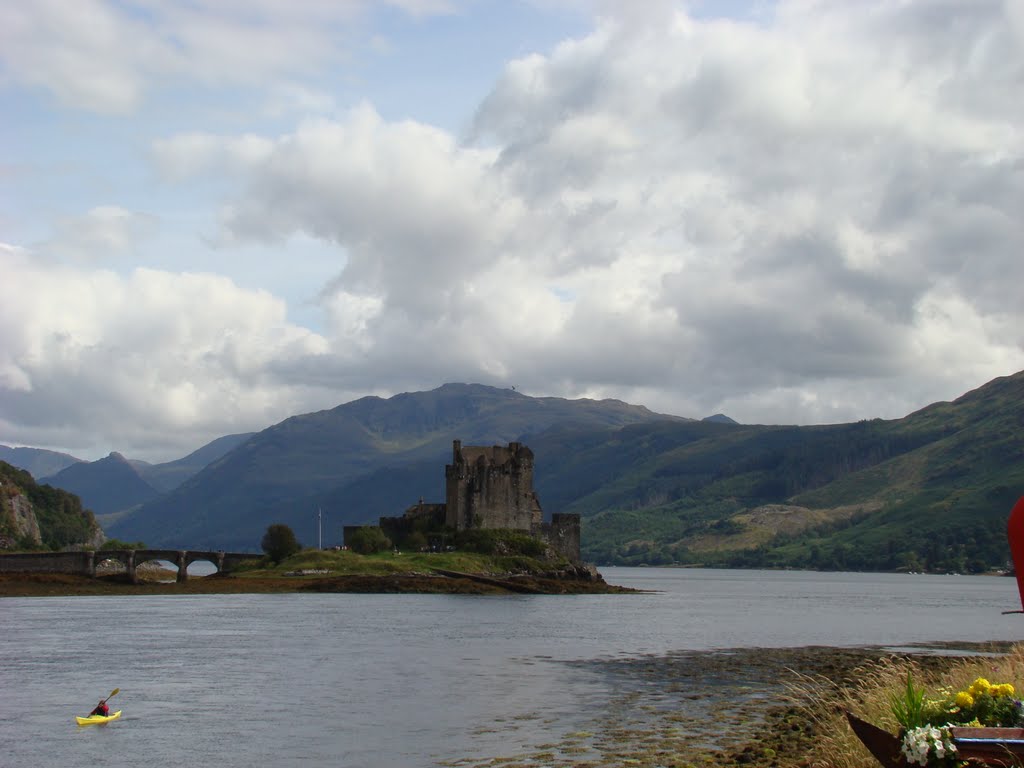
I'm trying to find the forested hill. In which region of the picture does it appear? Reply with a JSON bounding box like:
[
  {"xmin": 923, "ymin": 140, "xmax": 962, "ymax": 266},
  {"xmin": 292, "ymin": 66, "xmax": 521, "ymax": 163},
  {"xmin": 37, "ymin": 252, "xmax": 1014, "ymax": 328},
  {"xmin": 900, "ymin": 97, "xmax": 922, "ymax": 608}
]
[{"xmin": 555, "ymin": 371, "xmax": 1024, "ymax": 571}]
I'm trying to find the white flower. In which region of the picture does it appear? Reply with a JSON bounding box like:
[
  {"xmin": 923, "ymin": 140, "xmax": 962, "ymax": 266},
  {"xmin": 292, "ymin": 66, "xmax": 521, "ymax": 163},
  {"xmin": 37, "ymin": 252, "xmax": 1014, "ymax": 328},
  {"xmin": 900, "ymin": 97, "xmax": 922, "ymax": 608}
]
[{"xmin": 901, "ymin": 724, "xmax": 957, "ymax": 767}]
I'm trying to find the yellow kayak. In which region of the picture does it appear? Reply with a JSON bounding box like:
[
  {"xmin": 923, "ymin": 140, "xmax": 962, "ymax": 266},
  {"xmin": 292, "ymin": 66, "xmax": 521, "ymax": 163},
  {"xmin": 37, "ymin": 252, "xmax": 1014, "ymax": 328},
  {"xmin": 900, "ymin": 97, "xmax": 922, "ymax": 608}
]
[{"xmin": 75, "ymin": 710, "xmax": 121, "ymax": 726}]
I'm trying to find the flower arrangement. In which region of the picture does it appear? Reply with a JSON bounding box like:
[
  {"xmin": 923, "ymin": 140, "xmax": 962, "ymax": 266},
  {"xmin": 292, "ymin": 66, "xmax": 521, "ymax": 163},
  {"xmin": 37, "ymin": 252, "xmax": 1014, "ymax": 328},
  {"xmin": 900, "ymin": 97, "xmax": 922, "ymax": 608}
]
[{"xmin": 900, "ymin": 724, "xmax": 959, "ymax": 767}]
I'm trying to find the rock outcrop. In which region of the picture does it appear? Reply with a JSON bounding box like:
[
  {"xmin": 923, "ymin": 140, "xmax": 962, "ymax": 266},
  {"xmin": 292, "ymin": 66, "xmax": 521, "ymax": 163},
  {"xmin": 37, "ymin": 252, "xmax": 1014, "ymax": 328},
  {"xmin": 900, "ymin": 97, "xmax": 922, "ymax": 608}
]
[
  {"xmin": 1, "ymin": 488, "xmax": 42, "ymax": 547},
  {"xmin": 0, "ymin": 461, "xmax": 103, "ymax": 550}
]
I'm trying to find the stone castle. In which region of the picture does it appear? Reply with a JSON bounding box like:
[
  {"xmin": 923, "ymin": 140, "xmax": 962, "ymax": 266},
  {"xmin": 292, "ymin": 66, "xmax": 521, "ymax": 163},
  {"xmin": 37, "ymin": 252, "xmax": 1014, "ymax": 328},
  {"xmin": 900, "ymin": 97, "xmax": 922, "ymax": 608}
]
[{"xmin": 346, "ymin": 440, "xmax": 580, "ymax": 562}]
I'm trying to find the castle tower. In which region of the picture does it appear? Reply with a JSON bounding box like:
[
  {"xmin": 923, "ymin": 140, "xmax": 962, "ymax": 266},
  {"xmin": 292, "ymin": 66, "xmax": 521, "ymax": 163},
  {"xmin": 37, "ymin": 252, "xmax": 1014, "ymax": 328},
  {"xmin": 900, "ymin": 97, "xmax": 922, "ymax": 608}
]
[{"xmin": 444, "ymin": 440, "xmax": 543, "ymax": 531}]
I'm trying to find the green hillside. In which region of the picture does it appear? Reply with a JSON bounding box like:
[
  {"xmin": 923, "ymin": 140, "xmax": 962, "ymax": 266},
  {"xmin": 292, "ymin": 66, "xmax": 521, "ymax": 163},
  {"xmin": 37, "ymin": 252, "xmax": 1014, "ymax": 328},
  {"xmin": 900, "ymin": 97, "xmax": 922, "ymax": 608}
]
[{"xmin": 563, "ymin": 372, "xmax": 1024, "ymax": 571}]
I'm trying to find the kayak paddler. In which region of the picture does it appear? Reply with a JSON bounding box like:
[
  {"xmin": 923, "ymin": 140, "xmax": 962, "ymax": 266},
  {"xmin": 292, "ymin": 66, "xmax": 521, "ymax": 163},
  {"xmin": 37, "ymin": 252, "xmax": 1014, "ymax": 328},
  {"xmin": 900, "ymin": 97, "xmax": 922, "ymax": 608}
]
[{"xmin": 89, "ymin": 699, "xmax": 110, "ymax": 717}]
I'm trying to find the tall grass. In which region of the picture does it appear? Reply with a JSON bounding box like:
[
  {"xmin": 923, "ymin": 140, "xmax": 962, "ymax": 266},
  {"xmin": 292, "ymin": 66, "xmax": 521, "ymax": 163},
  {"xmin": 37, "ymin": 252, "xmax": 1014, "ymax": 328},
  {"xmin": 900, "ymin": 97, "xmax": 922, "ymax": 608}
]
[{"xmin": 784, "ymin": 644, "xmax": 1024, "ymax": 768}]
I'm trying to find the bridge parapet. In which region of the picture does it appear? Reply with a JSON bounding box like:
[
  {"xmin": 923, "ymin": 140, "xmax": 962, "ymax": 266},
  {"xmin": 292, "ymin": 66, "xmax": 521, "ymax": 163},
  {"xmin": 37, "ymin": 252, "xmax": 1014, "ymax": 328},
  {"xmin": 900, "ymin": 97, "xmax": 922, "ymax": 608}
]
[{"xmin": 0, "ymin": 550, "xmax": 96, "ymax": 576}]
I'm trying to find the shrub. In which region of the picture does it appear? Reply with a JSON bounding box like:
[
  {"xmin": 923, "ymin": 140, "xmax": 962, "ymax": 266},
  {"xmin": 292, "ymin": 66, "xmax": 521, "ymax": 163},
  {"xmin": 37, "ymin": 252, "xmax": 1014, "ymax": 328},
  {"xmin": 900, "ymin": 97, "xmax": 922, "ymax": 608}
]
[
  {"xmin": 403, "ymin": 530, "xmax": 428, "ymax": 552},
  {"xmin": 261, "ymin": 524, "xmax": 300, "ymax": 563},
  {"xmin": 455, "ymin": 529, "xmax": 545, "ymax": 557},
  {"xmin": 347, "ymin": 526, "xmax": 392, "ymax": 555}
]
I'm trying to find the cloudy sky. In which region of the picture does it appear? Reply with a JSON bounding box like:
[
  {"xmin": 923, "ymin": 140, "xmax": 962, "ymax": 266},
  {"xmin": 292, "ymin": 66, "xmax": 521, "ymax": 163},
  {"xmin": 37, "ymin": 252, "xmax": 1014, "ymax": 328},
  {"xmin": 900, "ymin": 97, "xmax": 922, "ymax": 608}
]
[{"xmin": 2, "ymin": 0, "xmax": 1023, "ymax": 463}]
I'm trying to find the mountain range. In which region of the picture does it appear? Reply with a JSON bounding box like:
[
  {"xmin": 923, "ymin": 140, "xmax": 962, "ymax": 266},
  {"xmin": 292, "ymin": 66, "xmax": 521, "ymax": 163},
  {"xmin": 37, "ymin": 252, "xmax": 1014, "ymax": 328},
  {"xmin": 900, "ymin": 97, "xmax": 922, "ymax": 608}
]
[
  {"xmin": 5, "ymin": 372, "xmax": 1023, "ymax": 572},
  {"xmin": 102, "ymin": 383, "xmax": 682, "ymax": 549}
]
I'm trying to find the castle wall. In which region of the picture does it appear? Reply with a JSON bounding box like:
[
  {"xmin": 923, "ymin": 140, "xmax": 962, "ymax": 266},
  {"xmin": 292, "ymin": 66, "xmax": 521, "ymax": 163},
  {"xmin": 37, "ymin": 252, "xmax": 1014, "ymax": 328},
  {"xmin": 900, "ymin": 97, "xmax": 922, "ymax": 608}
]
[
  {"xmin": 535, "ymin": 513, "xmax": 581, "ymax": 563},
  {"xmin": 379, "ymin": 502, "xmax": 446, "ymax": 547}
]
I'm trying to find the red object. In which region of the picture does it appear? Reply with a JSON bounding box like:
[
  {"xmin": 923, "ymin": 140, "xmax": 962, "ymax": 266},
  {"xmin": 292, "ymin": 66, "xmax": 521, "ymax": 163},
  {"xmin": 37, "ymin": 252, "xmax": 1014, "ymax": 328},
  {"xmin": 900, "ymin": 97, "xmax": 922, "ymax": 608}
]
[{"xmin": 1007, "ymin": 496, "xmax": 1024, "ymax": 611}]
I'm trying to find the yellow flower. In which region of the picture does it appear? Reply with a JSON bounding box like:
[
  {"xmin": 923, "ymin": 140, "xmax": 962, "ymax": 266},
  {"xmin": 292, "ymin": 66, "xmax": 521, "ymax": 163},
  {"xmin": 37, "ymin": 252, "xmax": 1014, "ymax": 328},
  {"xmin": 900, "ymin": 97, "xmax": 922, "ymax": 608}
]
[
  {"xmin": 956, "ymin": 691, "xmax": 976, "ymax": 708},
  {"xmin": 969, "ymin": 678, "xmax": 992, "ymax": 697},
  {"xmin": 992, "ymin": 683, "xmax": 1015, "ymax": 698}
]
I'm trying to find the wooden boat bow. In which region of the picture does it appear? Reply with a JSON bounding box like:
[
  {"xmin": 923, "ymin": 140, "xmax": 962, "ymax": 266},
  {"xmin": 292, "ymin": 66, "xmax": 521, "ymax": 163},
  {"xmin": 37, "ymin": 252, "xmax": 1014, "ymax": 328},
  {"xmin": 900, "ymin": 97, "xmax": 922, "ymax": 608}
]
[{"xmin": 846, "ymin": 711, "xmax": 907, "ymax": 768}]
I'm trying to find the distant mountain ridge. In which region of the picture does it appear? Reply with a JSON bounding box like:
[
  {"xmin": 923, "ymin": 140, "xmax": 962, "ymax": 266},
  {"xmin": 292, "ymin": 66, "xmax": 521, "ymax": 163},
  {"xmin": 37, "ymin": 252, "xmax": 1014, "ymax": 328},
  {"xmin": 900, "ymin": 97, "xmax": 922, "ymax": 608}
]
[
  {"xmin": 1, "ymin": 433, "xmax": 255, "ymax": 527},
  {"xmin": 42, "ymin": 452, "xmax": 160, "ymax": 515},
  {"xmin": 129, "ymin": 433, "xmax": 255, "ymax": 493},
  {"xmin": 702, "ymin": 413, "xmax": 737, "ymax": 424},
  {"xmin": 107, "ymin": 383, "xmax": 688, "ymax": 549},
  {"xmin": 0, "ymin": 445, "xmax": 82, "ymax": 479}
]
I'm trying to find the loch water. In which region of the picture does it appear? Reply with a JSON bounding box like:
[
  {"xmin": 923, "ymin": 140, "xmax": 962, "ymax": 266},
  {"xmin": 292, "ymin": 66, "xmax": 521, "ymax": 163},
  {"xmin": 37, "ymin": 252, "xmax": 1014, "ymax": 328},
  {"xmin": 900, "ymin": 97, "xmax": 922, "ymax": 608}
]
[{"xmin": 4, "ymin": 568, "xmax": 1024, "ymax": 768}]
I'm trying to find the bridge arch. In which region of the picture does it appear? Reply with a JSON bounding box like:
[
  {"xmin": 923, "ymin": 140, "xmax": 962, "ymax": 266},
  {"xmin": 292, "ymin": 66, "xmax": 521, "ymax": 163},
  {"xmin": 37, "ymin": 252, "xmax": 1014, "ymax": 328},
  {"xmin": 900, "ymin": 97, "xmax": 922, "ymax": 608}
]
[
  {"xmin": 132, "ymin": 550, "xmax": 188, "ymax": 583},
  {"xmin": 95, "ymin": 551, "xmax": 132, "ymax": 575}
]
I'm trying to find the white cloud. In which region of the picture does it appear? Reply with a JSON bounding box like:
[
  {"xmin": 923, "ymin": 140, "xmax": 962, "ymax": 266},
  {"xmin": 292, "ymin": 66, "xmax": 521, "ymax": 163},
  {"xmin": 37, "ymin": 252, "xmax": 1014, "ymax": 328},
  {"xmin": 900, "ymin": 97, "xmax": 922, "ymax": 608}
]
[
  {"xmin": 154, "ymin": 1, "xmax": 1023, "ymax": 417},
  {"xmin": 0, "ymin": 0, "xmax": 150, "ymax": 112},
  {"xmin": 0, "ymin": 243, "xmax": 333, "ymax": 460}
]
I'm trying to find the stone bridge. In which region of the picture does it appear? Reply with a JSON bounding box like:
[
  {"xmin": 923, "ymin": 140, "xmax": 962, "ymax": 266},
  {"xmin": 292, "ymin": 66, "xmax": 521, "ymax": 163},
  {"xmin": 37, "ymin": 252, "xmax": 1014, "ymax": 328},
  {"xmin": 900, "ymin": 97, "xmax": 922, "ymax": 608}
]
[{"xmin": 0, "ymin": 549, "xmax": 257, "ymax": 584}]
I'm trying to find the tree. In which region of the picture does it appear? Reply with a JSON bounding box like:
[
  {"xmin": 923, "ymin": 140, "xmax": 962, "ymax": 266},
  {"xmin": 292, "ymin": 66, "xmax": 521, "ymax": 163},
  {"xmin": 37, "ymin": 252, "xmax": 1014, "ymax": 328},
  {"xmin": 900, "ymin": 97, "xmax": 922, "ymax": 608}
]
[{"xmin": 262, "ymin": 524, "xmax": 300, "ymax": 563}]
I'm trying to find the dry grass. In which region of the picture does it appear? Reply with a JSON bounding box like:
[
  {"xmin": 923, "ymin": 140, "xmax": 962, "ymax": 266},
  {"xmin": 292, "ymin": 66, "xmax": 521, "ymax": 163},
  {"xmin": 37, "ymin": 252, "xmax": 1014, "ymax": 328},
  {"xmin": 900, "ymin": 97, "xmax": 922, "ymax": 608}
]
[{"xmin": 783, "ymin": 644, "xmax": 1024, "ymax": 768}]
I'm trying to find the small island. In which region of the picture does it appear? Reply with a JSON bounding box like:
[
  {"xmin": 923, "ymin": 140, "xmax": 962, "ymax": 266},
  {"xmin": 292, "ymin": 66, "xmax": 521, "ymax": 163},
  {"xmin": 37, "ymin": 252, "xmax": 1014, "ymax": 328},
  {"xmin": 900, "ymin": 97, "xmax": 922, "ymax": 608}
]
[
  {"xmin": 1, "ymin": 440, "xmax": 629, "ymax": 597},
  {"xmin": 0, "ymin": 547, "xmax": 629, "ymax": 597}
]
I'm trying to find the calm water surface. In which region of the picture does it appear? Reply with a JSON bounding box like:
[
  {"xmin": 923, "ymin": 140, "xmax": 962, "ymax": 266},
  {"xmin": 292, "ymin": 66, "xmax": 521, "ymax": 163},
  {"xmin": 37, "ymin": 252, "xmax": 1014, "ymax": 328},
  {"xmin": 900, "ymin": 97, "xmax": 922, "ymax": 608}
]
[{"xmin": 3, "ymin": 568, "xmax": 1024, "ymax": 768}]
